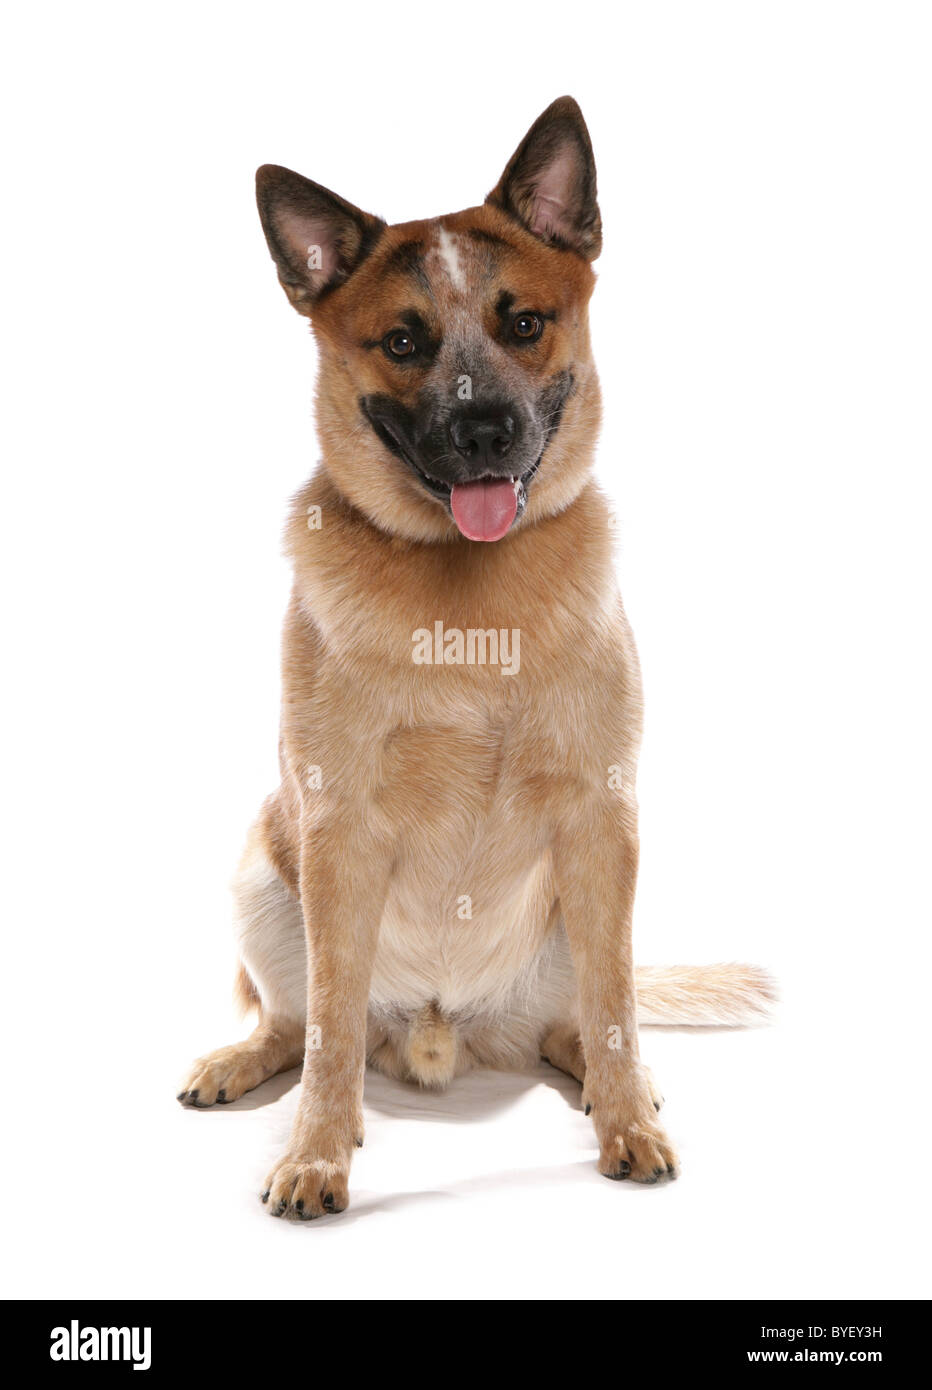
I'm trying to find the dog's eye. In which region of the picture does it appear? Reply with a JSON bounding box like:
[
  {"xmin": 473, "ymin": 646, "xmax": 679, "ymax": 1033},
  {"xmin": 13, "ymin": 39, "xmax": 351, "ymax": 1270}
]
[
  {"xmin": 386, "ymin": 330, "xmax": 416, "ymax": 358},
  {"xmin": 513, "ymin": 313, "xmax": 543, "ymax": 342}
]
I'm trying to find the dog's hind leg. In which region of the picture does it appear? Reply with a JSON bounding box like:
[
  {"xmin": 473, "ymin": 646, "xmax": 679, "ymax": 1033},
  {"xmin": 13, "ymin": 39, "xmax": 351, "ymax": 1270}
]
[
  {"xmin": 541, "ymin": 1021, "xmax": 664, "ymax": 1111},
  {"xmin": 177, "ymin": 818, "xmax": 306, "ymax": 1108},
  {"xmin": 540, "ymin": 1021, "xmax": 586, "ymax": 1083},
  {"xmin": 178, "ymin": 1012, "xmax": 304, "ymax": 1108}
]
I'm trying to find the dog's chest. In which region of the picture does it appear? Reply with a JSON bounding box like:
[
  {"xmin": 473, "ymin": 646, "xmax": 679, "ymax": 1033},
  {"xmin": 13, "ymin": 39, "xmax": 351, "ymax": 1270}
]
[{"xmin": 366, "ymin": 712, "xmax": 557, "ymax": 1012}]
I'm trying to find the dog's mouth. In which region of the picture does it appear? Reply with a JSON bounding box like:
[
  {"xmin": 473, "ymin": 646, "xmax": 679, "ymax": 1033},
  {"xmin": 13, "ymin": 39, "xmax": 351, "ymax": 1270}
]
[
  {"xmin": 361, "ymin": 404, "xmax": 541, "ymax": 542},
  {"xmin": 408, "ymin": 460, "xmax": 541, "ymax": 542}
]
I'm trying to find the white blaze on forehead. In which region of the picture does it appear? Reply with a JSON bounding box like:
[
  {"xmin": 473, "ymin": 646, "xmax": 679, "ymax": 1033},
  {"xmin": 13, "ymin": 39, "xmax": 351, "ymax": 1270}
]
[{"xmin": 435, "ymin": 226, "xmax": 466, "ymax": 291}]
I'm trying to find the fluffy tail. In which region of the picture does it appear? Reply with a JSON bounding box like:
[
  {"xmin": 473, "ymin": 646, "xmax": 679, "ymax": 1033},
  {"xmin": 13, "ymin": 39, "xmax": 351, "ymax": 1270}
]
[
  {"xmin": 233, "ymin": 959, "xmax": 261, "ymax": 1018},
  {"xmin": 635, "ymin": 963, "xmax": 777, "ymax": 1026}
]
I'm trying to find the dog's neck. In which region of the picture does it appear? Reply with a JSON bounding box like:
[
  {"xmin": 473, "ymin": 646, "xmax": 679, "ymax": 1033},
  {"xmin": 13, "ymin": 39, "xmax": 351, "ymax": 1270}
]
[{"xmin": 285, "ymin": 468, "xmax": 621, "ymax": 679}]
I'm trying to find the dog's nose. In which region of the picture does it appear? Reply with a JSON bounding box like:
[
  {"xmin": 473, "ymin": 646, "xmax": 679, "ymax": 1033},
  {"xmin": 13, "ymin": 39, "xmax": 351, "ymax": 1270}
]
[{"xmin": 449, "ymin": 412, "xmax": 515, "ymax": 468}]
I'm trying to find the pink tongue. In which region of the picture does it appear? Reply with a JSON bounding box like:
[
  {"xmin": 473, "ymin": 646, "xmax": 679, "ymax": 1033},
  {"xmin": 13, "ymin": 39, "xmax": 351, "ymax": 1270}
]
[{"xmin": 450, "ymin": 478, "xmax": 518, "ymax": 542}]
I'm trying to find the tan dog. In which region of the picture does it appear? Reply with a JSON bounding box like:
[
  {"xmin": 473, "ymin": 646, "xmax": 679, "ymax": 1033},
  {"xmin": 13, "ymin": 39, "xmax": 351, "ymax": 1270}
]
[{"xmin": 178, "ymin": 97, "xmax": 773, "ymax": 1218}]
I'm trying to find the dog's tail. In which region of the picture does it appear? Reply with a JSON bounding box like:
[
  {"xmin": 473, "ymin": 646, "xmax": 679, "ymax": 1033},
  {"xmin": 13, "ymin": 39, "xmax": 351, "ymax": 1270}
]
[
  {"xmin": 635, "ymin": 963, "xmax": 776, "ymax": 1026},
  {"xmin": 233, "ymin": 959, "xmax": 261, "ymax": 1018}
]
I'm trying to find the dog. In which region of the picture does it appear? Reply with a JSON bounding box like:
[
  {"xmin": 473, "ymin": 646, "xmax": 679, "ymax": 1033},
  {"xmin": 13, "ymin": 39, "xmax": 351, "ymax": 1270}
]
[{"xmin": 177, "ymin": 97, "xmax": 774, "ymax": 1218}]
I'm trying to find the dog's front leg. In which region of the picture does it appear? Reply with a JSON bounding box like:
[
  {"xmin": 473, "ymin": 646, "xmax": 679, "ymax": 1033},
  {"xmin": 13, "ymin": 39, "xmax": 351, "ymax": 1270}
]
[
  {"xmin": 553, "ymin": 801, "xmax": 678, "ymax": 1183},
  {"xmin": 261, "ymin": 820, "xmax": 390, "ymax": 1219}
]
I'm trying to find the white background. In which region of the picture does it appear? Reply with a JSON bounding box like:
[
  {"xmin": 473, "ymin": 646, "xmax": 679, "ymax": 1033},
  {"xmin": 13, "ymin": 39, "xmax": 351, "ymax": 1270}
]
[{"xmin": 2, "ymin": 1, "xmax": 930, "ymax": 1301}]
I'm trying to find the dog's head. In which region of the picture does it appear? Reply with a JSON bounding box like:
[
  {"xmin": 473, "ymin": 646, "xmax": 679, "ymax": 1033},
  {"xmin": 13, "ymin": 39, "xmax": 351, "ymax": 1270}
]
[{"xmin": 257, "ymin": 97, "xmax": 602, "ymax": 543}]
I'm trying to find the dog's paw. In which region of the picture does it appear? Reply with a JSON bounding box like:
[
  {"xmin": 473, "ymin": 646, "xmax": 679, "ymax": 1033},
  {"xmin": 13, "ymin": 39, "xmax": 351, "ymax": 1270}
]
[
  {"xmin": 584, "ymin": 1071, "xmax": 678, "ymax": 1183},
  {"xmin": 595, "ymin": 1119, "xmax": 678, "ymax": 1184},
  {"xmin": 261, "ymin": 1152, "xmax": 350, "ymax": 1220},
  {"xmin": 176, "ymin": 1043, "xmax": 269, "ymax": 1108}
]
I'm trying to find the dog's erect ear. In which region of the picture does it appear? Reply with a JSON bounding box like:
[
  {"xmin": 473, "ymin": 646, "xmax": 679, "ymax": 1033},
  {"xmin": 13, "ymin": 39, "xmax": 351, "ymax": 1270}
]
[
  {"xmin": 256, "ymin": 165, "xmax": 386, "ymax": 311},
  {"xmin": 486, "ymin": 96, "xmax": 601, "ymax": 260}
]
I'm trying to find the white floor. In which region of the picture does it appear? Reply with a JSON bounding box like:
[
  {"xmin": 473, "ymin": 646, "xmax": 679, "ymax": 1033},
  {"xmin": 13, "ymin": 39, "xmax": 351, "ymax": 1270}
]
[{"xmin": 8, "ymin": 977, "xmax": 924, "ymax": 1301}]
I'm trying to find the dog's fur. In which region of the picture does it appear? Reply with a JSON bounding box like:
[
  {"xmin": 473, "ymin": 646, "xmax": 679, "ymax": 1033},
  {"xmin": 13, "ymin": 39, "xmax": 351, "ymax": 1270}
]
[{"xmin": 178, "ymin": 98, "xmax": 774, "ymax": 1218}]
